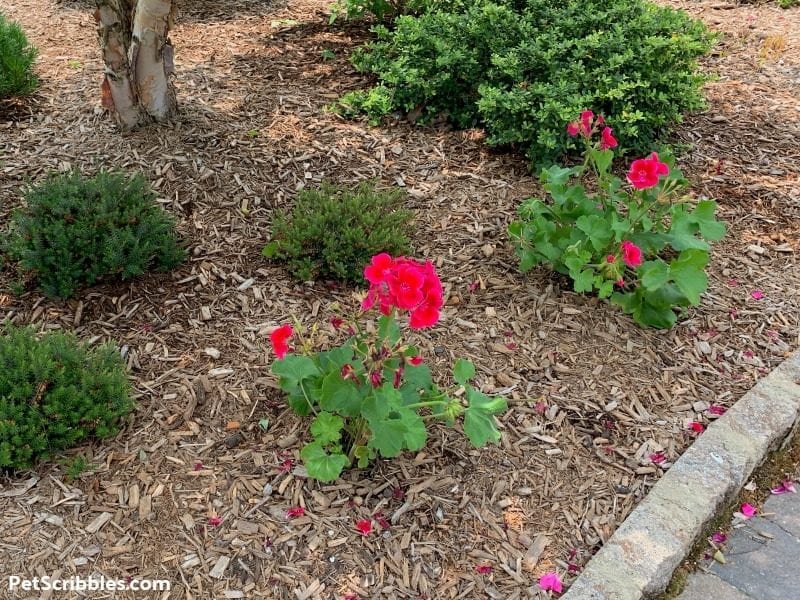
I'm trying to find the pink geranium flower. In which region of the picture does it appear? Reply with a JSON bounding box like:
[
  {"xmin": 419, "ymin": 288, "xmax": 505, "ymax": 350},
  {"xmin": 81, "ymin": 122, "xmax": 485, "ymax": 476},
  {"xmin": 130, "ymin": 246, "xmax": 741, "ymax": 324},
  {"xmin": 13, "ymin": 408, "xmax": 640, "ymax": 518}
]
[
  {"xmin": 627, "ymin": 152, "xmax": 669, "ymax": 190},
  {"xmin": 539, "ymin": 571, "xmax": 563, "ymax": 593},
  {"xmin": 270, "ymin": 324, "xmax": 294, "ymax": 359},
  {"xmin": 620, "ymin": 241, "xmax": 643, "ymax": 268},
  {"xmin": 599, "ymin": 127, "xmax": 618, "ymax": 150}
]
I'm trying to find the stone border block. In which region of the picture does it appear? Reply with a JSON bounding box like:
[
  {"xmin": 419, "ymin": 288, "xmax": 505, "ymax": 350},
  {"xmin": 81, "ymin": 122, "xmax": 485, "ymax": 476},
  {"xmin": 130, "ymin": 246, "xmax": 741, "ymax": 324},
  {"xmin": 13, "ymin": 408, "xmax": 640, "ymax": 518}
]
[{"xmin": 562, "ymin": 351, "xmax": 800, "ymax": 600}]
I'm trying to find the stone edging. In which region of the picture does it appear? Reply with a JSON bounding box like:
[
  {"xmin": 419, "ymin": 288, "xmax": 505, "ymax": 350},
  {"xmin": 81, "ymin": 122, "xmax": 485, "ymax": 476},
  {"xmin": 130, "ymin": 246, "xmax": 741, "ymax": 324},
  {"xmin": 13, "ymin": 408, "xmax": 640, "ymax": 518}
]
[{"xmin": 562, "ymin": 351, "xmax": 800, "ymax": 600}]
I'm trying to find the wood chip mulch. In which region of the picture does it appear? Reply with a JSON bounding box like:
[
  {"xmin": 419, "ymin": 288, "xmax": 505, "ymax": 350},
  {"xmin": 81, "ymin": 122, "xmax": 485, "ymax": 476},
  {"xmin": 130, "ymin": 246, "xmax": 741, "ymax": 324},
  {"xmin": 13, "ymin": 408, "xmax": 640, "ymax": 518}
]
[{"xmin": 0, "ymin": 0, "xmax": 798, "ymax": 597}]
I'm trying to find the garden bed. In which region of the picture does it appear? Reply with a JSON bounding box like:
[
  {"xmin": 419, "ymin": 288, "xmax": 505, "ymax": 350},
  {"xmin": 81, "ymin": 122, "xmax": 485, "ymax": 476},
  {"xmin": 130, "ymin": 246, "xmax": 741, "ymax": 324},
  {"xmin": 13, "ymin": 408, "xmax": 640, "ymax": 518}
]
[{"xmin": 0, "ymin": 0, "xmax": 798, "ymax": 597}]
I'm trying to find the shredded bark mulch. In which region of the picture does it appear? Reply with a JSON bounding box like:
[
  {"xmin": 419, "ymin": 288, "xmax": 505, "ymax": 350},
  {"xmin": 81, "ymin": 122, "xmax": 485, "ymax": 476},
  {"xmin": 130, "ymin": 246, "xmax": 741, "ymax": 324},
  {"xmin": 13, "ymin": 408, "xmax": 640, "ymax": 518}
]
[{"xmin": 0, "ymin": 0, "xmax": 798, "ymax": 597}]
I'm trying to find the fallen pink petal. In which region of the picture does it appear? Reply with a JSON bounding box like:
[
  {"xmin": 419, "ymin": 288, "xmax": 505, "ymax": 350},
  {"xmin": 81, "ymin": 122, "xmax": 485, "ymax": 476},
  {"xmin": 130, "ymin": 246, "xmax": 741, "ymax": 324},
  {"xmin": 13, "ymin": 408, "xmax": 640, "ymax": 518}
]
[
  {"xmin": 750, "ymin": 289, "xmax": 764, "ymax": 300},
  {"xmin": 650, "ymin": 451, "xmax": 667, "ymax": 465},
  {"xmin": 355, "ymin": 519, "xmax": 373, "ymax": 536},
  {"xmin": 711, "ymin": 531, "xmax": 727, "ymax": 544},
  {"xmin": 707, "ymin": 405, "xmax": 727, "ymax": 416},
  {"xmin": 475, "ymin": 564, "xmax": 493, "ymax": 574},
  {"xmin": 771, "ymin": 479, "xmax": 797, "ymax": 495},
  {"xmin": 286, "ymin": 506, "xmax": 305, "ymax": 519},
  {"xmin": 208, "ymin": 516, "xmax": 222, "ymax": 527},
  {"xmin": 539, "ymin": 571, "xmax": 563, "ymax": 593},
  {"xmin": 741, "ymin": 503, "xmax": 756, "ymax": 518},
  {"xmin": 689, "ymin": 421, "xmax": 705, "ymax": 434}
]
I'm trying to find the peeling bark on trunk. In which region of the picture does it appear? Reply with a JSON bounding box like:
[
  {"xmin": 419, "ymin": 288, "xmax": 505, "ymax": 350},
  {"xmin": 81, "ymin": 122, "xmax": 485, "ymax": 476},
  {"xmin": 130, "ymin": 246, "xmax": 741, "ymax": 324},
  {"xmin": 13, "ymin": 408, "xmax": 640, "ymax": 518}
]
[{"xmin": 95, "ymin": 0, "xmax": 176, "ymax": 129}]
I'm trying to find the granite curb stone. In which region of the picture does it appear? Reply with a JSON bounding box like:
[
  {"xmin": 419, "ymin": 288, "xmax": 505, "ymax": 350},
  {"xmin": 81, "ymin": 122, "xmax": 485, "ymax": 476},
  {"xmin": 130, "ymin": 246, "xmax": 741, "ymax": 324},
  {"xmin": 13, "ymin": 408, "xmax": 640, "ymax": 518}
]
[{"xmin": 562, "ymin": 351, "xmax": 800, "ymax": 600}]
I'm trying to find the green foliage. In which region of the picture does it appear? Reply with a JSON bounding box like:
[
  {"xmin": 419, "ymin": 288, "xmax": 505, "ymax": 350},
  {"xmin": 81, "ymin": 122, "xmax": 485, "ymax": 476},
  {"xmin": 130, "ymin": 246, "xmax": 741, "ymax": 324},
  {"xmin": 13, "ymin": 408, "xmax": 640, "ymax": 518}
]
[
  {"xmin": 0, "ymin": 11, "xmax": 38, "ymax": 99},
  {"xmin": 329, "ymin": 0, "xmax": 465, "ymax": 23},
  {"xmin": 62, "ymin": 454, "xmax": 96, "ymax": 481},
  {"xmin": 6, "ymin": 171, "xmax": 185, "ymax": 299},
  {"xmin": 271, "ymin": 314, "xmax": 506, "ymax": 482},
  {"xmin": 0, "ymin": 325, "xmax": 133, "ymax": 471},
  {"xmin": 778, "ymin": 0, "xmax": 797, "ymax": 7},
  {"xmin": 263, "ymin": 181, "xmax": 413, "ymax": 283},
  {"xmin": 340, "ymin": 0, "xmax": 714, "ymax": 166},
  {"xmin": 508, "ymin": 132, "xmax": 725, "ymax": 328}
]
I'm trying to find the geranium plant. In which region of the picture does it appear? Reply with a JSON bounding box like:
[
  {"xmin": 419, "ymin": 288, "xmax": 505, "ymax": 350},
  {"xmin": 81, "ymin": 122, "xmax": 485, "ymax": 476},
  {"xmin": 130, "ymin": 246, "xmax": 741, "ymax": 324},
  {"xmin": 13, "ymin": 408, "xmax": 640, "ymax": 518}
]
[
  {"xmin": 269, "ymin": 254, "xmax": 508, "ymax": 482},
  {"xmin": 509, "ymin": 111, "xmax": 726, "ymax": 328}
]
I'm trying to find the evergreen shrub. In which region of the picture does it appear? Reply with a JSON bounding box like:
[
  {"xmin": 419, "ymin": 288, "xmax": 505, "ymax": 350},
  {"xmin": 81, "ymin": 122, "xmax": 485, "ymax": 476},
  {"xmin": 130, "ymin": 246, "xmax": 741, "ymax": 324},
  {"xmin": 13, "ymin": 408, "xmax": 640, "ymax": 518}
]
[
  {"xmin": 0, "ymin": 325, "xmax": 133, "ymax": 470},
  {"xmin": 262, "ymin": 181, "xmax": 413, "ymax": 283},
  {"xmin": 339, "ymin": 0, "xmax": 715, "ymax": 166},
  {"xmin": 6, "ymin": 171, "xmax": 185, "ymax": 298},
  {"xmin": 0, "ymin": 11, "xmax": 38, "ymax": 99}
]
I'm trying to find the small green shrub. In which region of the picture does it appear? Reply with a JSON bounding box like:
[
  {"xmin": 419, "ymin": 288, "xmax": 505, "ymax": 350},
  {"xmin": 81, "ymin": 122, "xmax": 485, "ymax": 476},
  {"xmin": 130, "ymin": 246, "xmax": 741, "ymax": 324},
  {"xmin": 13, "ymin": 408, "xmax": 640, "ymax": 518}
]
[
  {"xmin": 0, "ymin": 325, "xmax": 133, "ymax": 470},
  {"xmin": 262, "ymin": 181, "xmax": 413, "ymax": 283},
  {"xmin": 340, "ymin": 0, "xmax": 714, "ymax": 166},
  {"xmin": 6, "ymin": 171, "xmax": 185, "ymax": 299},
  {"xmin": 0, "ymin": 11, "xmax": 38, "ymax": 99}
]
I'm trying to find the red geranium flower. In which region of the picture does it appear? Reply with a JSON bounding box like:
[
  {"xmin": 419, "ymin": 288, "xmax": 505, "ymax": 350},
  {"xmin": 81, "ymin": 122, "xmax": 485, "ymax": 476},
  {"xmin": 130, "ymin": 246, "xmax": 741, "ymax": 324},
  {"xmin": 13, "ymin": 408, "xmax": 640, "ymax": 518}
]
[
  {"xmin": 388, "ymin": 263, "xmax": 426, "ymax": 309},
  {"xmin": 409, "ymin": 301, "xmax": 440, "ymax": 329},
  {"xmin": 408, "ymin": 355, "xmax": 424, "ymax": 366},
  {"xmin": 599, "ymin": 127, "xmax": 618, "ymax": 150},
  {"xmin": 364, "ymin": 253, "xmax": 394, "ymax": 284},
  {"xmin": 579, "ymin": 110, "xmax": 594, "ymax": 136},
  {"xmin": 620, "ymin": 241, "xmax": 643, "ymax": 268},
  {"xmin": 566, "ymin": 122, "xmax": 580, "ymax": 137},
  {"xmin": 627, "ymin": 152, "xmax": 669, "ymax": 190},
  {"xmin": 270, "ymin": 324, "xmax": 293, "ymax": 359}
]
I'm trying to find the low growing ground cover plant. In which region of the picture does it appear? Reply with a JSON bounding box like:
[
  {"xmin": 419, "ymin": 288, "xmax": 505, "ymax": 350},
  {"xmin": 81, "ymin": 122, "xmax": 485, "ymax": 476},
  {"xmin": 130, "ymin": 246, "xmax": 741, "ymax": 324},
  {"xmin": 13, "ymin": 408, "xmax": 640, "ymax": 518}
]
[
  {"xmin": 509, "ymin": 111, "xmax": 726, "ymax": 328},
  {"xmin": 339, "ymin": 0, "xmax": 714, "ymax": 166},
  {"xmin": 269, "ymin": 254, "xmax": 507, "ymax": 482},
  {"xmin": 0, "ymin": 324, "xmax": 133, "ymax": 470},
  {"xmin": 5, "ymin": 170, "xmax": 185, "ymax": 298},
  {"xmin": 0, "ymin": 11, "xmax": 38, "ymax": 99},
  {"xmin": 263, "ymin": 181, "xmax": 413, "ymax": 283}
]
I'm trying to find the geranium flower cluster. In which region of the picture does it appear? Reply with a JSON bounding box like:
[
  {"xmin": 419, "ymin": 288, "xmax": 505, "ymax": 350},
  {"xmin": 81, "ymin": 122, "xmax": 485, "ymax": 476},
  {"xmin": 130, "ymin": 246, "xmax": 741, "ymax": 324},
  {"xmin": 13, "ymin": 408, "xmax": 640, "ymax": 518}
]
[
  {"xmin": 567, "ymin": 110, "xmax": 618, "ymax": 150},
  {"xmin": 362, "ymin": 253, "xmax": 443, "ymax": 329}
]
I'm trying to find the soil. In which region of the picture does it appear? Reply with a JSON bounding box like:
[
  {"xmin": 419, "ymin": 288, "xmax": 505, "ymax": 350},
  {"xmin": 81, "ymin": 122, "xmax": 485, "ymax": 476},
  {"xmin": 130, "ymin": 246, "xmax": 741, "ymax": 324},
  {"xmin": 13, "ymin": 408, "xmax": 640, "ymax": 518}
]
[{"xmin": 0, "ymin": 0, "xmax": 798, "ymax": 598}]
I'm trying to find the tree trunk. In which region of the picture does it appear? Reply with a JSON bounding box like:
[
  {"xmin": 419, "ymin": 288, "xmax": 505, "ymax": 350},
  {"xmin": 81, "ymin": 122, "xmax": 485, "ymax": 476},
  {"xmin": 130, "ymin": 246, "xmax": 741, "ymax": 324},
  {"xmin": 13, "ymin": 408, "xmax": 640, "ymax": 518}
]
[{"xmin": 95, "ymin": 0, "xmax": 176, "ymax": 129}]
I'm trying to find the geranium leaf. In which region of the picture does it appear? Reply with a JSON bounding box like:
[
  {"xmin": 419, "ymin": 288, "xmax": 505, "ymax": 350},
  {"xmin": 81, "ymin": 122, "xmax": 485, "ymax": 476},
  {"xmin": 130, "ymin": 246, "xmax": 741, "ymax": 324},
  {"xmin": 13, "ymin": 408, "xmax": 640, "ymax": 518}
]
[
  {"xmin": 639, "ymin": 260, "xmax": 670, "ymax": 291},
  {"xmin": 453, "ymin": 359, "xmax": 476, "ymax": 385},
  {"xmin": 463, "ymin": 387, "xmax": 506, "ymax": 447},
  {"xmin": 272, "ymin": 356, "xmax": 319, "ymax": 388},
  {"xmin": 300, "ymin": 442, "xmax": 349, "ymax": 482},
  {"xmin": 670, "ymin": 249, "xmax": 709, "ymax": 305},
  {"xmin": 320, "ymin": 371, "xmax": 363, "ymax": 417},
  {"xmin": 310, "ymin": 411, "xmax": 344, "ymax": 445}
]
